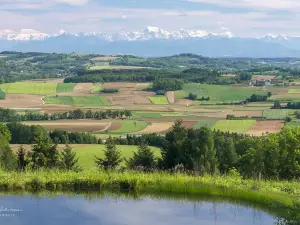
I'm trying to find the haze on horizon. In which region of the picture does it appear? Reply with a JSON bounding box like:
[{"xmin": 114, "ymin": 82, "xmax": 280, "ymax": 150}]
[{"xmin": 1, "ymin": 0, "xmax": 300, "ymax": 37}]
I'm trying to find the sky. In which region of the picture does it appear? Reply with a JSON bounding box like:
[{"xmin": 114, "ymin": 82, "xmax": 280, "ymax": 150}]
[{"xmin": 0, "ymin": 0, "xmax": 299, "ymax": 37}]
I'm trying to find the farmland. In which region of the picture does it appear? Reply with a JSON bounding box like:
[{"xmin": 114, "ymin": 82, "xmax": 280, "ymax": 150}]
[
  {"xmin": 107, "ymin": 120, "xmax": 148, "ymax": 134},
  {"xmin": 56, "ymin": 83, "xmax": 77, "ymax": 93},
  {"xmin": 263, "ymin": 109, "xmax": 290, "ymax": 119},
  {"xmin": 212, "ymin": 120, "xmax": 256, "ymax": 133},
  {"xmin": 44, "ymin": 96, "xmax": 111, "ymax": 106},
  {"xmin": 0, "ymin": 82, "xmax": 78, "ymax": 95},
  {"xmin": 0, "ymin": 82, "xmax": 57, "ymax": 95},
  {"xmin": 148, "ymin": 96, "xmax": 169, "ymax": 105},
  {"xmin": 90, "ymin": 83, "xmax": 103, "ymax": 93},
  {"xmin": 175, "ymin": 83, "xmax": 265, "ymax": 102}
]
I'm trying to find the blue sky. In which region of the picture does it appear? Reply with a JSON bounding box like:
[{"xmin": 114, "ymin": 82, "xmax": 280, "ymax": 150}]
[{"xmin": 0, "ymin": 0, "xmax": 299, "ymax": 36}]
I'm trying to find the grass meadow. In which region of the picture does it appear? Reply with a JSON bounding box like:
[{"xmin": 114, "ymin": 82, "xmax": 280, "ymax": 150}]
[
  {"xmin": 0, "ymin": 82, "xmax": 57, "ymax": 95},
  {"xmin": 0, "ymin": 82, "xmax": 77, "ymax": 95},
  {"xmin": 56, "ymin": 83, "xmax": 77, "ymax": 93},
  {"xmin": 72, "ymin": 145, "xmax": 161, "ymax": 169},
  {"xmin": 109, "ymin": 120, "xmax": 148, "ymax": 134},
  {"xmin": 148, "ymin": 96, "xmax": 169, "ymax": 105},
  {"xmin": 212, "ymin": 120, "xmax": 256, "ymax": 133},
  {"xmin": 175, "ymin": 83, "xmax": 265, "ymax": 102}
]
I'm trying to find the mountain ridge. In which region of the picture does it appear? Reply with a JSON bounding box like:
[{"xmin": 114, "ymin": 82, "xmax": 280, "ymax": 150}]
[{"xmin": 1, "ymin": 27, "xmax": 300, "ymax": 57}]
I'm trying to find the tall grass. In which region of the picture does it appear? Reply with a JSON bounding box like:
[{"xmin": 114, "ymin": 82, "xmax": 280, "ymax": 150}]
[{"xmin": 0, "ymin": 170, "xmax": 299, "ymax": 211}]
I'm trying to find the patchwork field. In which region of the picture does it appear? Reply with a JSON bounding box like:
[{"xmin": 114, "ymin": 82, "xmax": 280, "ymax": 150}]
[
  {"xmin": 22, "ymin": 120, "xmax": 112, "ymax": 132},
  {"xmin": 133, "ymin": 111, "xmax": 185, "ymax": 118},
  {"xmin": 148, "ymin": 96, "xmax": 169, "ymax": 105},
  {"xmin": 175, "ymin": 83, "xmax": 265, "ymax": 102},
  {"xmin": 212, "ymin": 120, "xmax": 256, "ymax": 133},
  {"xmin": 44, "ymin": 96, "xmax": 111, "ymax": 107},
  {"xmin": 288, "ymin": 89, "xmax": 300, "ymax": 94}
]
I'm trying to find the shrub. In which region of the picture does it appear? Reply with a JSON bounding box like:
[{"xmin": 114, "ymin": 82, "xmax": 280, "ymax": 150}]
[{"xmin": 102, "ymin": 88, "xmax": 119, "ymax": 93}]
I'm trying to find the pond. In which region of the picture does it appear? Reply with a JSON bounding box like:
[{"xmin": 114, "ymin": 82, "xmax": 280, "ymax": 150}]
[{"xmin": 0, "ymin": 194, "xmax": 280, "ymax": 225}]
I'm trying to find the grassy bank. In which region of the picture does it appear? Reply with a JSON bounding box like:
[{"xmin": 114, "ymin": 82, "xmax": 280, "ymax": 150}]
[{"xmin": 0, "ymin": 170, "xmax": 299, "ymax": 218}]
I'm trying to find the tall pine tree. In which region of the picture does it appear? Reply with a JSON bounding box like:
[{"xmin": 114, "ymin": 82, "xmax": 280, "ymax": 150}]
[{"xmin": 95, "ymin": 136, "xmax": 122, "ymax": 170}]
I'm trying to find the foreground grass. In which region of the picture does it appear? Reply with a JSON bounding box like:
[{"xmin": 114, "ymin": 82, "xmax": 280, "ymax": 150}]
[
  {"xmin": 73, "ymin": 145, "xmax": 161, "ymax": 169},
  {"xmin": 0, "ymin": 170, "xmax": 299, "ymax": 222}
]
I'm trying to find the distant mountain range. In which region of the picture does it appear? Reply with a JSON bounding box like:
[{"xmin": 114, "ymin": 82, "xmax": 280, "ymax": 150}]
[{"xmin": 1, "ymin": 27, "xmax": 300, "ymax": 57}]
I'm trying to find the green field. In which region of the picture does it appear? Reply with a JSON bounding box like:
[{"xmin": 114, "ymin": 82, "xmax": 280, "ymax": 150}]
[
  {"xmin": 91, "ymin": 83, "xmax": 103, "ymax": 94},
  {"xmin": 0, "ymin": 82, "xmax": 57, "ymax": 95},
  {"xmin": 110, "ymin": 120, "xmax": 148, "ymax": 134},
  {"xmin": 263, "ymin": 109, "xmax": 290, "ymax": 119},
  {"xmin": 133, "ymin": 111, "xmax": 184, "ymax": 118},
  {"xmin": 88, "ymin": 65, "xmax": 111, "ymax": 70},
  {"xmin": 44, "ymin": 96, "xmax": 111, "ymax": 106},
  {"xmin": 56, "ymin": 83, "xmax": 77, "ymax": 93},
  {"xmin": 175, "ymin": 83, "xmax": 265, "ymax": 102},
  {"xmin": 193, "ymin": 120, "xmax": 217, "ymax": 129},
  {"xmin": 72, "ymin": 145, "xmax": 161, "ymax": 169},
  {"xmin": 212, "ymin": 120, "xmax": 256, "ymax": 133},
  {"xmin": 286, "ymin": 121, "xmax": 300, "ymax": 126},
  {"xmin": 148, "ymin": 96, "xmax": 169, "ymax": 105},
  {"xmin": 0, "ymin": 89, "xmax": 5, "ymax": 100},
  {"xmin": 288, "ymin": 89, "xmax": 300, "ymax": 94}
]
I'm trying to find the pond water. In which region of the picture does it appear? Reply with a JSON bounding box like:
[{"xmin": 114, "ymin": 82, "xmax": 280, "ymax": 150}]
[{"xmin": 0, "ymin": 194, "xmax": 278, "ymax": 225}]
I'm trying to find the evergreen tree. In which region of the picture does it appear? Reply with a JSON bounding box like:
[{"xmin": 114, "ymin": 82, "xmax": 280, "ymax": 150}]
[
  {"xmin": 61, "ymin": 145, "xmax": 82, "ymax": 172},
  {"xmin": 127, "ymin": 142, "xmax": 156, "ymax": 170},
  {"xmin": 95, "ymin": 136, "xmax": 122, "ymax": 170},
  {"xmin": 17, "ymin": 145, "xmax": 27, "ymax": 171},
  {"xmin": 28, "ymin": 141, "xmax": 61, "ymax": 170},
  {"xmin": 161, "ymin": 120, "xmax": 187, "ymax": 169},
  {"xmin": 0, "ymin": 135, "xmax": 17, "ymax": 171}
]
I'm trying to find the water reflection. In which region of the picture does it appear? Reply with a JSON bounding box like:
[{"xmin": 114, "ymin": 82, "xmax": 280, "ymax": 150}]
[{"xmin": 0, "ymin": 194, "xmax": 278, "ymax": 225}]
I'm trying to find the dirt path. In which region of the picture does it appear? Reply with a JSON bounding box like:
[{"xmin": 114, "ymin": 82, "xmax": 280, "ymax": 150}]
[
  {"xmin": 97, "ymin": 123, "xmax": 112, "ymax": 132},
  {"xmin": 166, "ymin": 91, "xmax": 175, "ymax": 104}
]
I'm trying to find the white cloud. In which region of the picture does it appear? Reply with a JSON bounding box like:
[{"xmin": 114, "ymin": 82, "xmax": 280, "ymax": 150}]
[
  {"xmin": 186, "ymin": 0, "xmax": 300, "ymax": 11},
  {"xmin": 55, "ymin": 0, "xmax": 89, "ymax": 6}
]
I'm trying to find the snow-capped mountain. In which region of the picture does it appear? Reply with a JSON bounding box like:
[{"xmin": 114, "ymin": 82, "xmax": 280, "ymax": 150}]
[
  {"xmin": 0, "ymin": 26, "xmax": 235, "ymax": 41},
  {"xmin": 1, "ymin": 26, "xmax": 300, "ymax": 57}
]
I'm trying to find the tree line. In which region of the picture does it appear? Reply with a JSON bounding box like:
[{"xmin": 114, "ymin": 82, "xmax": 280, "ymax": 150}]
[
  {"xmin": 87, "ymin": 121, "xmax": 300, "ymax": 180},
  {"xmin": 64, "ymin": 68, "xmax": 220, "ymax": 84},
  {"xmin": 0, "ymin": 108, "xmax": 133, "ymax": 122},
  {"xmin": 5, "ymin": 122, "xmax": 101, "ymax": 145},
  {"xmin": 1, "ymin": 119, "xmax": 300, "ymax": 180}
]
